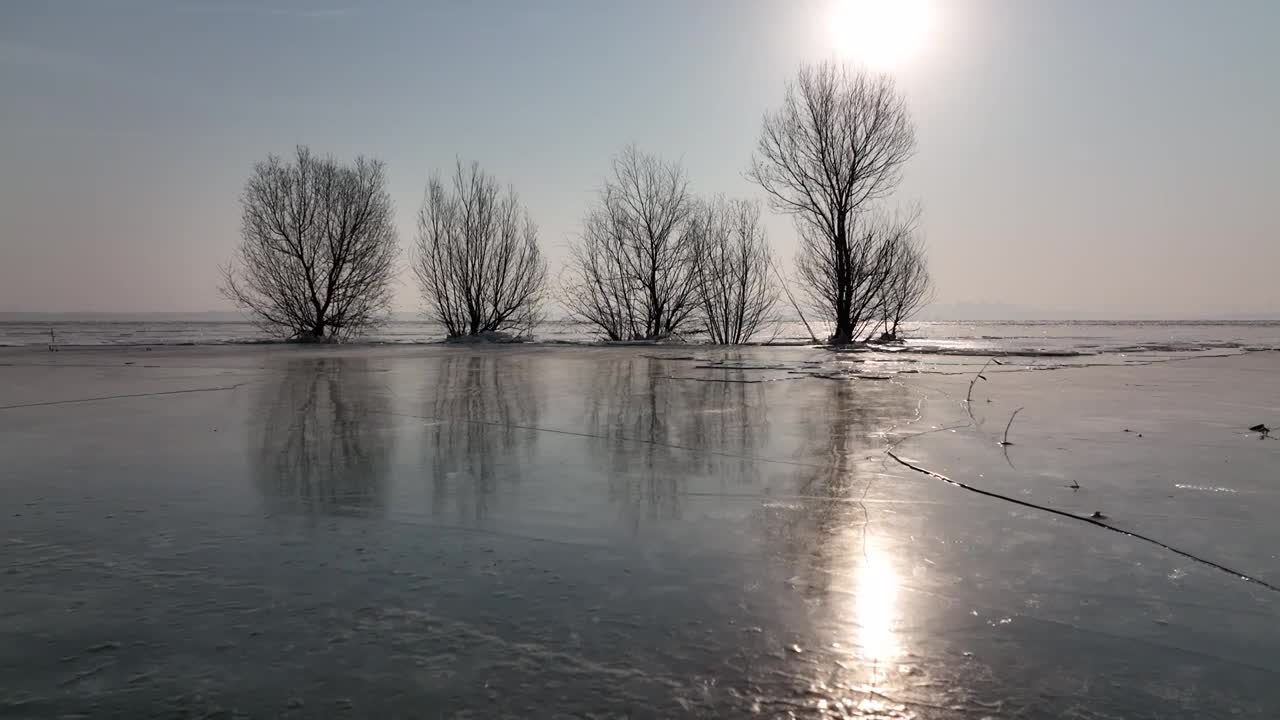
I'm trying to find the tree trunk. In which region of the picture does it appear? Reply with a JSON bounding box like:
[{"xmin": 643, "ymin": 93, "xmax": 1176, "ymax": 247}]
[
  {"xmin": 831, "ymin": 320, "xmax": 853, "ymax": 345},
  {"xmin": 830, "ymin": 215, "xmax": 853, "ymax": 345},
  {"xmin": 832, "ymin": 282, "xmax": 853, "ymax": 344}
]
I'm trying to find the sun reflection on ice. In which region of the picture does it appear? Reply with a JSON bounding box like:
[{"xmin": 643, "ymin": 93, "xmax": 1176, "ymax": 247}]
[{"xmin": 855, "ymin": 537, "xmax": 900, "ymax": 665}]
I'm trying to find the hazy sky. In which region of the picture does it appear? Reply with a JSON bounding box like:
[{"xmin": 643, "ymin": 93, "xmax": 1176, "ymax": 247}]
[{"xmin": 2, "ymin": 0, "xmax": 1277, "ymax": 318}]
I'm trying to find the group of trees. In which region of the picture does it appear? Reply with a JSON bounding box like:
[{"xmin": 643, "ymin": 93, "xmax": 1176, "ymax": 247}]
[
  {"xmin": 223, "ymin": 61, "xmax": 931, "ymax": 345},
  {"xmin": 559, "ymin": 147, "xmax": 779, "ymax": 343}
]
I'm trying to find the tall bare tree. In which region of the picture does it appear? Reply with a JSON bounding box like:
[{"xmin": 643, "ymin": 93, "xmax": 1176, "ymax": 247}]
[
  {"xmin": 689, "ymin": 197, "xmax": 778, "ymax": 344},
  {"xmin": 561, "ymin": 146, "xmax": 700, "ymax": 341},
  {"xmin": 876, "ymin": 229, "xmax": 932, "ymax": 341},
  {"xmin": 748, "ymin": 62, "xmax": 916, "ymax": 344},
  {"xmin": 414, "ymin": 160, "xmax": 547, "ymax": 338},
  {"xmin": 222, "ymin": 146, "xmax": 397, "ymax": 341}
]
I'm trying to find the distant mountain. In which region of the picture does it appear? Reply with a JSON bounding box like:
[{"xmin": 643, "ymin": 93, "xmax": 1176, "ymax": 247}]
[
  {"xmin": 913, "ymin": 302, "xmax": 1121, "ymax": 321},
  {"xmin": 915, "ymin": 303, "xmax": 1280, "ymax": 322},
  {"xmin": 0, "ymin": 311, "xmax": 249, "ymax": 322},
  {"xmin": 1215, "ymin": 312, "xmax": 1280, "ymax": 321}
]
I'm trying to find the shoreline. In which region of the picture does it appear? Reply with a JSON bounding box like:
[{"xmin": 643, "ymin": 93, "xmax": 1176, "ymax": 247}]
[{"xmin": 4, "ymin": 338, "xmax": 1276, "ymax": 355}]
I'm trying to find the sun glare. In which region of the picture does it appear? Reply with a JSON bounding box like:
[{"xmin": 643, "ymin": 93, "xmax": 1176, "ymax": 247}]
[
  {"xmin": 855, "ymin": 537, "xmax": 900, "ymax": 664},
  {"xmin": 830, "ymin": 0, "xmax": 931, "ymax": 68}
]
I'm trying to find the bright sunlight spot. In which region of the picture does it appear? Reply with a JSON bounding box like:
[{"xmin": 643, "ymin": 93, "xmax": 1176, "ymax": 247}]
[
  {"xmin": 855, "ymin": 537, "xmax": 900, "ymax": 663},
  {"xmin": 830, "ymin": 0, "xmax": 931, "ymax": 68}
]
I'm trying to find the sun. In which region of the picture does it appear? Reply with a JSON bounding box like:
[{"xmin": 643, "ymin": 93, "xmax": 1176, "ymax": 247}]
[{"xmin": 829, "ymin": 0, "xmax": 931, "ymax": 68}]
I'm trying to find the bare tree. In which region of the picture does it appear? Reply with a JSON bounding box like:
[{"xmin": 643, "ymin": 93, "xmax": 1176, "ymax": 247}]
[
  {"xmin": 561, "ymin": 146, "xmax": 700, "ymax": 341},
  {"xmin": 689, "ymin": 197, "xmax": 778, "ymax": 344},
  {"xmin": 222, "ymin": 146, "xmax": 397, "ymax": 342},
  {"xmin": 793, "ymin": 203, "xmax": 916, "ymax": 340},
  {"xmin": 414, "ymin": 160, "xmax": 547, "ymax": 338},
  {"xmin": 748, "ymin": 62, "xmax": 916, "ymax": 344},
  {"xmin": 876, "ymin": 228, "xmax": 932, "ymax": 341}
]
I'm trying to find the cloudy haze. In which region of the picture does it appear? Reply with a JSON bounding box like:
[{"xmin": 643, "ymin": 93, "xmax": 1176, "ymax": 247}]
[{"xmin": 2, "ymin": 0, "xmax": 1277, "ymax": 318}]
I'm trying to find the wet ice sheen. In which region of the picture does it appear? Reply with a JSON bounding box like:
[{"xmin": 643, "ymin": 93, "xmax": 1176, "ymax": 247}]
[{"xmin": 1, "ymin": 344, "xmax": 1277, "ymax": 717}]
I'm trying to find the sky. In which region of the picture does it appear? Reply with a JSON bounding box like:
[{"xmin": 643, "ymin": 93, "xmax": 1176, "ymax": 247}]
[{"xmin": 1, "ymin": 0, "xmax": 1278, "ymax": 319}]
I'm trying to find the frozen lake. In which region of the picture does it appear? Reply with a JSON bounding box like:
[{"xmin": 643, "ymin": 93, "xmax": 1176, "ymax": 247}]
[
  {"xmin": 3, "ymin": 318, "xmax": 1280, "ymax": 357},
  {"xmin": 1, "ymin": 344, "xmax": 1278, "ymax": 717}
]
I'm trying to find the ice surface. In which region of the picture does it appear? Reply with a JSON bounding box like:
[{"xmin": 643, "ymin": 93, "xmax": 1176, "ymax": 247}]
[{"xmin": 1, "ymin": 344, "xmax": 1278, "ymax": 717}]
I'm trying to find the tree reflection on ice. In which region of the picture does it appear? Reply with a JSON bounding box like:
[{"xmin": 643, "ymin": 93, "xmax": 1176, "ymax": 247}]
[
  {"xmin": 251, "ymin": 357, "xmax": 393, "ymax": 517},
  {"xmin": 584, "ymin": 355, "xmax": 767, "ymax": 531},
  {"xmin": 422, "ymin": 353, "xmax": 540, "ymax": 523}
]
